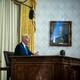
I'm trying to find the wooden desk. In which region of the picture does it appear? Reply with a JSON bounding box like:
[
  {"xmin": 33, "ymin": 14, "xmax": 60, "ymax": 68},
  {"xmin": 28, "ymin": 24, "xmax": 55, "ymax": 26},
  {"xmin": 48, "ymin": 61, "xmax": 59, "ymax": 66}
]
[{"xmin": 11, "ymin": 55, "xmax": 80, "ymax": 80}]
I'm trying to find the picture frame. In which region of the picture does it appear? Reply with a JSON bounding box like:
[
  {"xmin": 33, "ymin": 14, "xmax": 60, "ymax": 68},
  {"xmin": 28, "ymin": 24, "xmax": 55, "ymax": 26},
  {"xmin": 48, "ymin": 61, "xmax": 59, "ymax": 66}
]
[{"xmin": 50, "ymin": 21, "xmax": 72, "ymax": 46}]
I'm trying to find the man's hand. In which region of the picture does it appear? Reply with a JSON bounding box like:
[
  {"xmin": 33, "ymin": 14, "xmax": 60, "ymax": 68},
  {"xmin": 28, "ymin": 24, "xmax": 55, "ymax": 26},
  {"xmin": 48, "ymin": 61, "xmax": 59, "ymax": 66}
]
[{"xmin": 33, "ymin": 51, "xmax": 39, "ymax": 56}]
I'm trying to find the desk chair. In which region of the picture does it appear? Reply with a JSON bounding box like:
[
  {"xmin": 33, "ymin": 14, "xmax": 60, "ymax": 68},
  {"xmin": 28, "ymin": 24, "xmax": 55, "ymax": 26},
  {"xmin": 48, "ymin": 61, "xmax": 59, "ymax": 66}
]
[{"xmin": 0, "ymin": 51, "xmax": 14, "ymax": 80}]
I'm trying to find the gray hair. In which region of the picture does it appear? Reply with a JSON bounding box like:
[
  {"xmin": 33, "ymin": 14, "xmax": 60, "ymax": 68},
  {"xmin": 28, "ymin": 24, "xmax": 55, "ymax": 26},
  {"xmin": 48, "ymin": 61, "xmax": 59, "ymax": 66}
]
[{"xmin": 22, "ymin": 34, "xmax": 29, "ymax": 41}]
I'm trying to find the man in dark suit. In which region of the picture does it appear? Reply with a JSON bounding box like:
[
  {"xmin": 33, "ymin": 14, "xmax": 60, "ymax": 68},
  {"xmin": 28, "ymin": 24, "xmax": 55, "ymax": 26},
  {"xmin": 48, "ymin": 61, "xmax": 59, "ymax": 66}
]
[
  {"xmin": 14, "ymin": 34, "xmax": 39, "ymax": 56},
  {"xmin": 55, "ymin": 26, "xmax": 69, "ymax": 43}
]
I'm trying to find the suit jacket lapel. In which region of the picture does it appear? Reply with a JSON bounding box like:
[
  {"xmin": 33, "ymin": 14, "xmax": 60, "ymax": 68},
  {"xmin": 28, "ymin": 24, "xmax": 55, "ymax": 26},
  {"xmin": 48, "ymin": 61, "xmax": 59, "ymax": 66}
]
[{"xmin": 20, "ymin": 43, "xmax": 26, "ymax": 54}]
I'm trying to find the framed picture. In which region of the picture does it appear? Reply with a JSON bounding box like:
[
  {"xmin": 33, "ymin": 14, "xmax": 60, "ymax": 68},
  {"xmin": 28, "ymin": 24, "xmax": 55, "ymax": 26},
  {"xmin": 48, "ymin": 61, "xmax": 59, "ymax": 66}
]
[{"xmin": 50, "ymin": 21, "xmax": 72, "ymax": 46}]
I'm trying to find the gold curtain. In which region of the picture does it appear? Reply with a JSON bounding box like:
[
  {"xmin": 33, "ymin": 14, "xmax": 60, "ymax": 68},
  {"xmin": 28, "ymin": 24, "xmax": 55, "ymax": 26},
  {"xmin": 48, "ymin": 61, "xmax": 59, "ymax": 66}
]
[{"xmin": 12, "ymin": 0, "xmax": 36, "ymax": 53}]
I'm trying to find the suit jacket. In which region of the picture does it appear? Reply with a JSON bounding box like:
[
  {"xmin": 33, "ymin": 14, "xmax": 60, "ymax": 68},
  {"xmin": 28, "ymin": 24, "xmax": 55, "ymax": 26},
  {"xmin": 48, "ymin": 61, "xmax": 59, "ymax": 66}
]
[
  {"xmin": 55, "ymin": 36, "xmax": 64, "ymax": 43},
  {"xmin": 55, "ymin": 34, "xmax": 69, "ymax": 43},
  {"xmin": 14, "ymin": 43, "xmax": 33, "ymax": 56}
]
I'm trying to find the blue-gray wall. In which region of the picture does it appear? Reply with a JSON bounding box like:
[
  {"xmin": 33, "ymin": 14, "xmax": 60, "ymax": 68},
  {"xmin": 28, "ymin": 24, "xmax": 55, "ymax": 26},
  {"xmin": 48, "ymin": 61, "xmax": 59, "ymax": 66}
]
[{"xmin": 35, "ymin": 0, "xmax": 80, "ymax": 58}]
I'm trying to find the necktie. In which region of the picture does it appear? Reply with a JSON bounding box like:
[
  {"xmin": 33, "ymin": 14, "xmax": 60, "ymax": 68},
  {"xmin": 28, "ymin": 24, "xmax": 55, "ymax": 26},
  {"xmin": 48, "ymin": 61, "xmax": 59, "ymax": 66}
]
[{"xmin": 25, "ymin": 46, "xmax": 28, "ymax": 55}]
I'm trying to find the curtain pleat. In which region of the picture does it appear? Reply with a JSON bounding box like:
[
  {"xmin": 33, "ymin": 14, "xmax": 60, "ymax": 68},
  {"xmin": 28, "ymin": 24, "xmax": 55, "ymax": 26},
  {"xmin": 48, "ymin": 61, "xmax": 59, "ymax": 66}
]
[
  {"xmin": 20, "ymin": 0, "xmax": 36, "ymax": 53},
  {"xmin": 0, "ymin": 0, "xmax": 19, "ymax": 80}
]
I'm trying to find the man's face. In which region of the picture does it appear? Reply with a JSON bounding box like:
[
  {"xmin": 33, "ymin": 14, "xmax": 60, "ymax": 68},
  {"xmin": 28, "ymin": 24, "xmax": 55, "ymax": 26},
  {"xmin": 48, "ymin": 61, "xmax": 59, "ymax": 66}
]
[
  {"xmin": 24, "ymin": 36, "xmax": 30, "ymax": 45},
  {"xmin": 59, "ymin": 26, "xmax": 63, "ymax": 35},
  {"xmin": 59, "ymin": 26, "xmax": 62, "ymax": 32}
]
